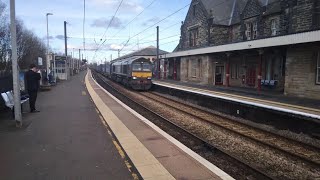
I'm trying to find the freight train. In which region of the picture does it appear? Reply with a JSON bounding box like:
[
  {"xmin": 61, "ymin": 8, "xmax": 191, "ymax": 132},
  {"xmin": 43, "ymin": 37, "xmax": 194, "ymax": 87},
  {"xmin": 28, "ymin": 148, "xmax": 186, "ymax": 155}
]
[{"xmin": 95, "ymin": 57, "xmax": 153, "ymax": 90}]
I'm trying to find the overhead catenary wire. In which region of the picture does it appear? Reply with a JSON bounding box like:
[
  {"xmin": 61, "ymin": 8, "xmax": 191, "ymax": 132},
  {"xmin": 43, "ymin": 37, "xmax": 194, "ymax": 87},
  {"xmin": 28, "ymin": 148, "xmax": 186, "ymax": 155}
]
[
  {"xmin": 139, "ymin": 34, "xmax": 180, "ymax": 45},
  {"xmin": 92, "ymin": 0, "xmax": 125, "ymax": 60},
  {"xmin": 119, "ymin": 0, "xmax": 229, "ymax": 52},
  {"xmin": 93, "ymin": 0, "xmax": 230, "ymax": 60},
  {"xmin": 139, "ymin": 21, "xmax": 181, "ymax": 41},
  {"xmin": 99, "ymin": 0, "xmax": 124, "ymax": 44},
  {"xmin": 93, "ymin": 0, "xmax": 157, "ymax": 55},
  {"xmin": 118, "ymin": 3, "xmax": 191, "ymax": 52},
  {"xmin": 108, "ymin": 0, "xmax": 158, "ymax": 40},
  {"xmin": 160, "ymin": 39, "xmax": 180, "ymax": 46}
]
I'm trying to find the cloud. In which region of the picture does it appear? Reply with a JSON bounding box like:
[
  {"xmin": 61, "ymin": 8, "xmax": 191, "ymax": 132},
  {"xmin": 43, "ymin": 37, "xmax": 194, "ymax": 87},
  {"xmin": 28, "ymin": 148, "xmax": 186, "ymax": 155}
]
[
  {"xmin": 121, "ymin": 1, "xmax": 144, "ymax": 12},
  {"xmin": 109, "ymin": 44, "xmax": 124, "ymax": 50},
  {"xmin": 55, "ymin": 35, "xmax": 64, "ymax": 40},
  {"xmin": 91, "ymin": 17, "xmax": 123, "ymax": 29},
  {"xmin": 66, "ymin": 43, "xmax": 126, "ymax": 52},
  {"xmin": 142, "ymin": 17, "xmax": 160, "ymax": 26},
  {"xmin": 90, "ymin": 0, "xmax": 143, "ymax": 12}
]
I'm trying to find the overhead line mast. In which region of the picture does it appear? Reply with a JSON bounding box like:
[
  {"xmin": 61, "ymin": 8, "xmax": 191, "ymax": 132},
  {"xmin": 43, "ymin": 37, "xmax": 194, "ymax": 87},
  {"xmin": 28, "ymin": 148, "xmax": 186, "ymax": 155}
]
[{"xmin": 83, "ymin": 0, "xmax": 86, "ymax": 61}]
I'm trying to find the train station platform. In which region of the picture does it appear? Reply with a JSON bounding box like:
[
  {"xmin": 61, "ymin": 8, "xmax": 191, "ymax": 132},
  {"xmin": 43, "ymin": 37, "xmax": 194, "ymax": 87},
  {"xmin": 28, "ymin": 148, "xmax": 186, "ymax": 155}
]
[
  {"xmin": 86, "ymin": 70, "xmax": 233, "ymax": 180},
  {"xmin": 0, "ymin": 71, "xmax": 134, "ymax": 179},
  {"xmin": 0, "ymin": 70, "xmax": 234, "ymax": 179},
  {"xmin": 152, "ymin": 80, "xmax": 320, "ymax": 120}
]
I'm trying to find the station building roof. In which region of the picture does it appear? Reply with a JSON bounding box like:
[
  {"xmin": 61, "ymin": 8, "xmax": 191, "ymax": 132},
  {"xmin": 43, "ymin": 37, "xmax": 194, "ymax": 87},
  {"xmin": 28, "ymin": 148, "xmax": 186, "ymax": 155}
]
[{"xmin": 161, "ymin": 30, "xmax": 320, "ymax": 59}]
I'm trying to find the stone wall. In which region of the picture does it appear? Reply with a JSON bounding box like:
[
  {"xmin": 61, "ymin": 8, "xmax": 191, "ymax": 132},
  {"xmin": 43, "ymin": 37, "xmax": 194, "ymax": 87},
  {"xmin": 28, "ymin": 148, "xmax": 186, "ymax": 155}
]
[
  {"xmin": 180, "ymin": 55, "xmax": 211, "ymax": 84},
  {"xmin": 291, "ymin": 0, "xmax": 314, "ymax": 33},
  {"xmin": 231, "ymin": 24, "xmax": 242, "ymax": 42},
  {"xmin": 262, "ymin": 15, "xmax": 281, "ymax": 37},
  {"xmin": 180, "ymin": 57, "xmax": 188, "ymax": 82},
  {"xmin": 178, "ymin": 0, "xmax": 318, "ymax": 51},
  {"xmin": 284, "ymin": 44, "xmax": 320, "ymax": 99},
  {"xmin": 209, "ymin": 26, "xmax": 230, "ymax": 45},
  {"xmin": 180, "ymin": 0, "xmax": 209, "ymax": 49}
]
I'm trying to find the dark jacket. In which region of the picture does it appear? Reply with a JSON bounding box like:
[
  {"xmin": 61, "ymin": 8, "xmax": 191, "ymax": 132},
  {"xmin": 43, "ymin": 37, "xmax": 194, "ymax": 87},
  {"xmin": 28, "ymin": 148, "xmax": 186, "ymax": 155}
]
[{"xmin": 25, "ymin": 70, "xmax": 41, "ymax": 92}]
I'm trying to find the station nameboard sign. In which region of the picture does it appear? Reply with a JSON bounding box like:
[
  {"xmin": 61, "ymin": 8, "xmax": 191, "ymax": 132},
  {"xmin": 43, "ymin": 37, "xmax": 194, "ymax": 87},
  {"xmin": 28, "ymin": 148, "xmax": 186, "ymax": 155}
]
[{"xmin": 55, "ymin": 56, "xmax": 67, "ymax": 61}]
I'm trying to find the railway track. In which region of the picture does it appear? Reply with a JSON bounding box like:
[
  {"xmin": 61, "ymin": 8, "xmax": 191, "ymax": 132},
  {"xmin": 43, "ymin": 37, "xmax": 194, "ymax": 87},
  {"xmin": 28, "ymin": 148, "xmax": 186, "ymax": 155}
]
[
  {"xmin": 92, "ymin": 71, "xmax": 271, "ymax": 180},
  {"xmin": 140, "ymin": 92, "xmax": 320, "ymax": 167},
  {"xmin": 92, "ymin": 70, "xmax": 320, "ymax": 179}
]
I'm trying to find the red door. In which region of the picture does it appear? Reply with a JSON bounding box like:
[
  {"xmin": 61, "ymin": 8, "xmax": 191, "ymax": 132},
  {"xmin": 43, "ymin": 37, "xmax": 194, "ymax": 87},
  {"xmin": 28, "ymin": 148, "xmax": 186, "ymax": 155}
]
[{"xmin": 246, "ymin": 67, "xmax": 256, "ymax": 87}]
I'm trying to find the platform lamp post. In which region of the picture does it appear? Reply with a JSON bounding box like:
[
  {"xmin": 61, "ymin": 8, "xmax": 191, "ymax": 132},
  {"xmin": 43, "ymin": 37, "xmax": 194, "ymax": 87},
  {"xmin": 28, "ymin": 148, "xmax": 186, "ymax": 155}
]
[
  {"xmin": 46, "ymin": 13, "xmax": 53, "ymax": 81},
  {"xmin": 10, "ymin": 0, "xmax": 22, "ymax": 127}
]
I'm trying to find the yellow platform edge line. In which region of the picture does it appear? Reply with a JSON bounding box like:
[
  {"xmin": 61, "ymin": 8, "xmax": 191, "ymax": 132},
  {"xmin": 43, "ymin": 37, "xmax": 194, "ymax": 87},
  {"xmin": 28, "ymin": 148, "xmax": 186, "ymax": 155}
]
[
  {"xmin": 85, "ymin": 71, "xmax": 175, "ymax": 180},
  {"xmin": 154, "ymin": 81, "xmax": 320, "ymax": 114}
]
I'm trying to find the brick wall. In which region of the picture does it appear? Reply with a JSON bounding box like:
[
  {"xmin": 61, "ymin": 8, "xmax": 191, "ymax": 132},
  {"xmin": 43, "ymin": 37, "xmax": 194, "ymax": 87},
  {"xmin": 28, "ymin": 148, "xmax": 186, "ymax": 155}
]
[{"xmin": 285, "ymin": 44, "xmax": 320, "ymax": 99}]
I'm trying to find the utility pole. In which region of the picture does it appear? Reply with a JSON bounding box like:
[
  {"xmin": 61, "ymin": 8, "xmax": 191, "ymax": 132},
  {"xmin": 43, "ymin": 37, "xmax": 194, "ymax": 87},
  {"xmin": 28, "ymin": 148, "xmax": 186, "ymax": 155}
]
[
  {"xmin": 157, "ymin": 26, "xmax": 160, "ymax": 79},
  {"xmin": 10, "ymin": 0, "xmax": 22, "ymax": 126},
  {"xmin": 46, "ymin": 13, "xmax": 53, "ymax": 81},
  {"xmin": 71, "ymin": 52, "xmax": 73, "ymax": 76},
  {"xmin": 64, "ymin": 21, "xmax": 68, "ymax": 79},
  {"xmin": 118, "ymin": 49, "xmax": 120, "ymax": 58},
  {"xmin": 137, "ymin": 36, "xmax": 139, "ymax": 50},
  {"xmin": 105, "ymin": 58, "xmax": 107, "ymax": 73},
  {"xmin": 79, "ymin": 49, "xmax": 81, "ymax": 71},
  {"xmin": 110, "ymin": 54, "xmax": 112, "ymax": 61},
  {"xmin": 72, "ymin": 48, "xmax": 75, "ymax": 74},
  {"xmin": 83, "ymin": 0, "xmax": 86, "ymax": 62}
]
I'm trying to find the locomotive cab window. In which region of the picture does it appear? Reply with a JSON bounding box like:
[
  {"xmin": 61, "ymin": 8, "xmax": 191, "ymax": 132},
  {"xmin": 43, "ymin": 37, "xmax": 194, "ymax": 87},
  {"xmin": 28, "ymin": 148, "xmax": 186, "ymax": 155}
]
[
  {"xmin": 132, "ymin": 63, "xmax": 142, "ymax": 71},
  {"xmin": 142, "ymin": 64, "xmax": 151, "ymax": 71}
]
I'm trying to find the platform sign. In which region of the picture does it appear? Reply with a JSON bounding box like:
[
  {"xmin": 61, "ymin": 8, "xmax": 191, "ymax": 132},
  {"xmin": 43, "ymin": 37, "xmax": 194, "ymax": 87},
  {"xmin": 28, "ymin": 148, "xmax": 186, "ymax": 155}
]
[
  {"xmin": 38, "ymin": 57, "xmax": 43, "ymax": 66},
  {"xmin": 55, "ymin": 56, "xmax": 67, "ymax": 61},
  {"xmin": 19, "ymin": 72, "xmax": 25, "ymax": 91}
]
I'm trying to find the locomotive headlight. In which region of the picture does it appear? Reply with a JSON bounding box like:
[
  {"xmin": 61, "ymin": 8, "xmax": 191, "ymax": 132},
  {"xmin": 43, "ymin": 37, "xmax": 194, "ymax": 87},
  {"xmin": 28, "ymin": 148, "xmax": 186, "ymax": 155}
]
[
  {"xmin": 147, "ymin": 77, "xmax": 152, "ymax": 80},
  {"xmin": 132, "ymin": 76, "xmax": 137, "ymax": 80}
]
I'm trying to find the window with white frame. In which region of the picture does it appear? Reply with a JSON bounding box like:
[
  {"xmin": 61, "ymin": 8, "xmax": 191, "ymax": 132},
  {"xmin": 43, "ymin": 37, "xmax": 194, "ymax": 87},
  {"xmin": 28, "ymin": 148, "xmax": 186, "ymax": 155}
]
[
  {"xmin": 317, "ymin": 52, "xmax": 320, "ymax": 84},
  {"xmin": 271, "ymin": 19, "xmax": 277, "ymax": 36},
  {"xmin": 246, "ymin": 22, "xmax": 258, "ymax": 40},
  {"xmin": 246, "ymin": 23, "xmax": 252, "ymax": 40},
  {"xmin": 253, "ymin": 22, "xmax": 258, "ymax": 39}
]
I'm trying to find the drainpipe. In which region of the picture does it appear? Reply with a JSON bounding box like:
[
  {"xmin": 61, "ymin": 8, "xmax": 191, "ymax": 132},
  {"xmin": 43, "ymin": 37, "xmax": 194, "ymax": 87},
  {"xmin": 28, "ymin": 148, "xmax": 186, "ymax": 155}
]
[
  {"xmin": 226, "ymin": 53, "xmax": 231, "ymax": 87},
  {"xmin": 174, "ymin": 58, "xmax": 177, "ymax": 80},
  {"xmin": 258, "ymin": 49, "xmax": 264, "ymax": 92},
  {"xmin": 164, "ymin": 60, "xmax": 167, "ymax": 79}
]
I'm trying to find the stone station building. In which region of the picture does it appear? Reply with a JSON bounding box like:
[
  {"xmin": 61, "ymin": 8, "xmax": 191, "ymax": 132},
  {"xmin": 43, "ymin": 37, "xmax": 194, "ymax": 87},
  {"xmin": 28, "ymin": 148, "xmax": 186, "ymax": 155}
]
[{"xmin": 160, "ymin": 0, "xmax": 320, "ymax": 99}]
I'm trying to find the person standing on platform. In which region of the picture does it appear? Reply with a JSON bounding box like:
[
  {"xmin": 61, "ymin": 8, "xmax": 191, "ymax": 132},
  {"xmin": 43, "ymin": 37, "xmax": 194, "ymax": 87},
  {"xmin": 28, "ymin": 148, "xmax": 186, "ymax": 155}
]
[{"xmin": 25, "ymin": 64, "xmax": 41, "ymax": 113}]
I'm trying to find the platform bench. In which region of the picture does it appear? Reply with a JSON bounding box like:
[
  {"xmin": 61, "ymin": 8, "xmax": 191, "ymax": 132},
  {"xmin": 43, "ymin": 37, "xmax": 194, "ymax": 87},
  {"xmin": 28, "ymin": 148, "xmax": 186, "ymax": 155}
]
[
  {"xmin": 261, "ymin": 80, "xmax": 278, "ymax": 87},
  {"xmin": 1, "ymin": 91, "xmax": 29, "ymax": 115}
]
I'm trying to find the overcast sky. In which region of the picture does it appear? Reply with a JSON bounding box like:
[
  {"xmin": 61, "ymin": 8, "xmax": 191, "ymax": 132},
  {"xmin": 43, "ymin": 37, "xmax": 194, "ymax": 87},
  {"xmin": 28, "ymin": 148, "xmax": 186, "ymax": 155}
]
[{"xmin": 2, "ymin": 0, "xmax": 190, "ymax": 63}]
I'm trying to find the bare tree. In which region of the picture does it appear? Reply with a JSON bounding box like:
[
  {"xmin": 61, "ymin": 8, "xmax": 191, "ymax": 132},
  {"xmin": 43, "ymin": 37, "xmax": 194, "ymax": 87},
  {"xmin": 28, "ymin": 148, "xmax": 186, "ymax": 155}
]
[
  {"xmin": 0, "ymin": 1, "xmax": 10, "ymax": 74},
  {"xmin": 0, "ymin": 2, "xmax": 47, "ymax": 72}
]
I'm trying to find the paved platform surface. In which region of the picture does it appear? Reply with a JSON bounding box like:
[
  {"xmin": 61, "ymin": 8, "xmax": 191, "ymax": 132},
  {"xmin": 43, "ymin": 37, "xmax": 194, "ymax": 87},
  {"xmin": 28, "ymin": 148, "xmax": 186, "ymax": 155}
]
[
  {"xmin": 87, "ymin": 70, "xmax": 233, "ymax": 180},
  {"xmin": 0, "ymin": 71, "xmax": 134, "ymax": 179},
  {"xmin": 153, "ymin": 80, "xmax": 320, "ymax": 118}
]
